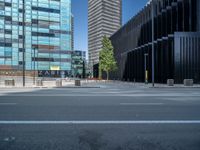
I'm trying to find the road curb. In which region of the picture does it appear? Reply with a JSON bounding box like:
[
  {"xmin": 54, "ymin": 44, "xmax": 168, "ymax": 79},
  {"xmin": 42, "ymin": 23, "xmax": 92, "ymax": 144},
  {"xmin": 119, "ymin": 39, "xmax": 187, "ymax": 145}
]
[
  {"xmin": 149, "ymin": 86, "xmax": 200, "ymax": 88},
  {"xmin": 54, "ymin": 86, "xmax": 101, "ymax": 89},
  {"xmin": 0, "ymin": 86, "xmax": 101, "ymax": 89}
]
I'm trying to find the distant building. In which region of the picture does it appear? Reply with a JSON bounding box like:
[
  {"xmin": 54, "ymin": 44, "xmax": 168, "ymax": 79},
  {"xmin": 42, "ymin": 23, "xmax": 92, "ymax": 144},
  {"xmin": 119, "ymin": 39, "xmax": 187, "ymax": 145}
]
[
  {"xmin": 110, "ymin": 0, "xmax": 200, "ymax": 83},
  {"xmin": 72, "ymin": 50, "xmax": 86, "ymax": 78},
  {"xmin": 88, "ymin": 0, "xmax": 122, "ymax": 65}
]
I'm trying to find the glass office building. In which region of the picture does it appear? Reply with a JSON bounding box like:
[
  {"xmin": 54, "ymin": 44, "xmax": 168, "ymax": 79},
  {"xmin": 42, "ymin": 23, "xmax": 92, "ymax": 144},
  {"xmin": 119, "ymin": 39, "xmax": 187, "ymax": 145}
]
[
  {"xmin": 110, "ymin": 0, "xmax": 200, "ymax": 83},
  {"xmin": 0, "ymin": 0, "xmax": 72, "ymax": 77},
  {"xmin": 71, "ymin": 50, "xmax": 86, "ymax": 77}
]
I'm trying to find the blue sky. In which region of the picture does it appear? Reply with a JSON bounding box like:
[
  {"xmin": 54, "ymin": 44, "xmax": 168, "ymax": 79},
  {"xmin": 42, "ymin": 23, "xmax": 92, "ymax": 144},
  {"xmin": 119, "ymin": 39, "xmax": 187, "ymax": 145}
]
[{"xmin": 72, "ymin": 0, "xmax": 148, "ymax": 52}]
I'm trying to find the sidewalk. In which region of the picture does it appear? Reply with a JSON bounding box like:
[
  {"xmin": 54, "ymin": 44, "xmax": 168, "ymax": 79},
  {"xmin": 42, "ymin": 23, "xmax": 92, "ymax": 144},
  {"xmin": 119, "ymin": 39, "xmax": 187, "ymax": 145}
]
[
  {"xmin": 0, "ymin": 77, "xmax": 200, "ymax": 88},
  {"xmin": 0, "ymin": 77, "xmax": 100, "ymax": 88},
  {"xmin": 81, "ymin": 80, "xmax": 200, "ymax": 88},
  {"xmin": 0, "ymin": 76, "xmax": 73, "ymax": 88}
]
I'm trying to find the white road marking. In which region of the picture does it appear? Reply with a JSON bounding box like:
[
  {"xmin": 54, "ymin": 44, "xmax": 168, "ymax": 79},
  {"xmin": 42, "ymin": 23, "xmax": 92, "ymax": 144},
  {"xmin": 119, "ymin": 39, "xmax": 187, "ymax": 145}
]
[
  {"xmin": 0, "ymin": 94, "xmax": 200, "ymax": 97},
  {"xmin": 0, "ymin": 103, "xmax": 17, "ymax": 105},
  {"xmin": 0, "ymin": 120, "xmax": 200, "ymax": 124},
  {"xmin": 120, "ymin": 103, "xmax": 164, "ymax": 106}
]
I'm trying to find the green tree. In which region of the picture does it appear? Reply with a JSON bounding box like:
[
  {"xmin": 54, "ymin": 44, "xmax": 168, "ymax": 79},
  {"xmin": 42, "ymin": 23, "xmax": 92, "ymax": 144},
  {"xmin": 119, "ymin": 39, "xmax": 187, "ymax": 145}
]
[{"xmin": 99, "ymin": 36, "xmax": 117, "ymax": 80}]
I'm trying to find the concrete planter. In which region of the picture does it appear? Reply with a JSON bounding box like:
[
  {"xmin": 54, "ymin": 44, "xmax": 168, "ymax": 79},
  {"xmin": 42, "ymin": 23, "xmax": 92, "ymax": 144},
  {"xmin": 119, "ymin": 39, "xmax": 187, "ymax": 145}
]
[
  {"xmin": 5, "ymin": 79, "xmax": 15, "ymax": 86},
  {"xmin": 184, "ymin": 79, "xmax": 193, "ymax": 86},
  {"xmin": 75, "ymin": 80, "xmax": 81, "ymax": 86}
]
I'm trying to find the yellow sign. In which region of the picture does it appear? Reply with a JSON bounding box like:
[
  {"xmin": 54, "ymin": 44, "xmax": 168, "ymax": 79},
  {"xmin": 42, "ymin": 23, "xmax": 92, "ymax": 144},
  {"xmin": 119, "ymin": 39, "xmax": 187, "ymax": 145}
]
[
  {"xmin": 50, "ymin": 66, "xmax": 60, "ymax": 71},
  {"xmin": 145, "ymin": 70, "xmax": 148, "ymax": 81}
]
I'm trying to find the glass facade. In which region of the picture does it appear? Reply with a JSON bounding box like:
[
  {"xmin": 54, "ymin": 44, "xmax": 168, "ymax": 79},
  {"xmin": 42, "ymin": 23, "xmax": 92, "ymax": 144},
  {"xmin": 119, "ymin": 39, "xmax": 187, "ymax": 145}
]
[
  {"xmin": 0, "ymin": 0, "xmax": 72, "ymax": 74},
  {"xmin": 72, "ymin": 50, "xmax": 86, "ymax": 77}
]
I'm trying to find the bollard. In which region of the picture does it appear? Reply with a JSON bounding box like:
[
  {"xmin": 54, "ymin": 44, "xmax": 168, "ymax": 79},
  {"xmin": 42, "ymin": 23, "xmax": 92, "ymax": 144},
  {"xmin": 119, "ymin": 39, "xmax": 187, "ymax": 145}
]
[
  {"xmin": 56, "ymin": 79, "xmax": 62, "ymax": 87},
  {"xmin": 75, "ymin": 80, "xmax": 81, "ymax": 86},
  {"xmin": 167, "ymin": 79, "xmax": 174, "ymax": 86},
  {"xmin": 5, "ymin": 79, "xmax": 15, "ymax": 86},
  {"xmin": 36, "ymin": 79, "xmax": 43, "ymax": 86}
]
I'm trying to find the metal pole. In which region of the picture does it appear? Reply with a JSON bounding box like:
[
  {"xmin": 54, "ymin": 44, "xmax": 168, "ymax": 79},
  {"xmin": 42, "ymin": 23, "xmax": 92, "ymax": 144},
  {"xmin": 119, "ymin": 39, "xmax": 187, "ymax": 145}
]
[
  {"xmin": 151, "ymin": 0, "xmax": 155, "ymax": 87},
  {"xmin": 82, "ymin": 59, "xmax": 85, "ymax": 79},
  {"xmin": 144, "ymin": 53, "xmax": 149, "ymax": 84},
  {"xmin": 22, "ymin": 0, "xmax": 25, "ymax": 87},
  {"xmin": 33, "ymin": 47, "xmax": 36, "ymax": 85},
  {"xmin": 144, "ymin": 54, "xmax": 146, "ymax": 83},
  {"xmin": 80, "ymin": 58, "xmax": 83, "ymax": 79}
]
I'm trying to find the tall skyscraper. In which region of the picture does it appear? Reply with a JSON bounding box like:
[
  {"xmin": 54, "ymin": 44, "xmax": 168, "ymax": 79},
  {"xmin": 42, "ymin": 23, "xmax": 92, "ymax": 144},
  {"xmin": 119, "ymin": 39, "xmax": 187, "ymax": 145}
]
[
  {"xmin": 88, "ymin": 0, "xmax": 122, "ymax": 65},
  {"xmin": 0, "ymin": 0, "xmax": 72, "ymax": 77}
]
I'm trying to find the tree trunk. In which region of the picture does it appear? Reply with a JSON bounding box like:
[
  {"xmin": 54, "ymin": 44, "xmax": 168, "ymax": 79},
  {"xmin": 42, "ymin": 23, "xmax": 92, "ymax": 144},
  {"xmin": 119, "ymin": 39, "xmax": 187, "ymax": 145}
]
[
  {"xmin": 99, "ymin": 67, "xmax": 102, "ymax": 80},
  {"xmin": 106, "ymin": 71, "xmax": 109, "ymax": 80}
]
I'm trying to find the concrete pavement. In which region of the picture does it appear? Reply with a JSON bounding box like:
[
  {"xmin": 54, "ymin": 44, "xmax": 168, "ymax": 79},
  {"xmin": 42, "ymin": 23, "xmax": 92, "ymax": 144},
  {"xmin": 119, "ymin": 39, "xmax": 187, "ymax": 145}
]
[{"xmin": 0, "ymin": 83, "xmax": 200, "ymax": 149}]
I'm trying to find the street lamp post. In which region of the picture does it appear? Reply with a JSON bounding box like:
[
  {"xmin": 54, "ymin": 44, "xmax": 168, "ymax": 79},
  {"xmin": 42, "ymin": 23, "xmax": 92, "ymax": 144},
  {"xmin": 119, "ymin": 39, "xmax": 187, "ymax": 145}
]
[
  {"xmin": 79, "ymin": 58, "xmax": 83, "ymax": 79},
  {"xmin": 82, "ymin": 59, "xmax": 85, "ymax": 79},
  {"xmin": 92, "ymin": 59, "xmax": 94, "ymax": 78},
  {"xmin": 144, "ymin": 53, "xmax": 148, "ymax": 84},
  {"xmin": 22, "ymin": 0, "xmax": 25, "ymax": 87},
  {"xmin": 151, "ymin": 0, "xmax": 155, "ymax": 87}
]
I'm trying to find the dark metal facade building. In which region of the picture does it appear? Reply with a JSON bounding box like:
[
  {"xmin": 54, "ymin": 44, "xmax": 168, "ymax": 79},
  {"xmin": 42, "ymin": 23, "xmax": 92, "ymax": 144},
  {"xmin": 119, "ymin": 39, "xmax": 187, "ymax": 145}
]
[{"xmin": 110, "ymin": 0, "xmax": 200, "ymax": 83}]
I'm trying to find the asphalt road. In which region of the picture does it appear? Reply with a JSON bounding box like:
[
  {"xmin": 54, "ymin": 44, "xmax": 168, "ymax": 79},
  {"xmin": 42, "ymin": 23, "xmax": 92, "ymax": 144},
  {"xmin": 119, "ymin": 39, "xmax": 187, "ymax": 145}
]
[{"xmin": 0, "ymin": 83, "xmax": 200, "ymax": 150}]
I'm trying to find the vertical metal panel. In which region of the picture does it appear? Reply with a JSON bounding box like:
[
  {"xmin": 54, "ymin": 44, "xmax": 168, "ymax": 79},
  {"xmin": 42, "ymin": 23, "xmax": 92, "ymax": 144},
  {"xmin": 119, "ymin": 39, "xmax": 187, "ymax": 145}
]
[{"xmin": 197, "ymin": 0, "xmax": 200, "ymax": 31}]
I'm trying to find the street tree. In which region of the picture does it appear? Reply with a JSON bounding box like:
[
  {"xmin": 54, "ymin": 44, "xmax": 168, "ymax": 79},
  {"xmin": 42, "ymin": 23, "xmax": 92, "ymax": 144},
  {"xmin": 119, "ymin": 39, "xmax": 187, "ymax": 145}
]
[{"xmin": 99, "ymin": 36, "xmax": 117, "ymax": 80}]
